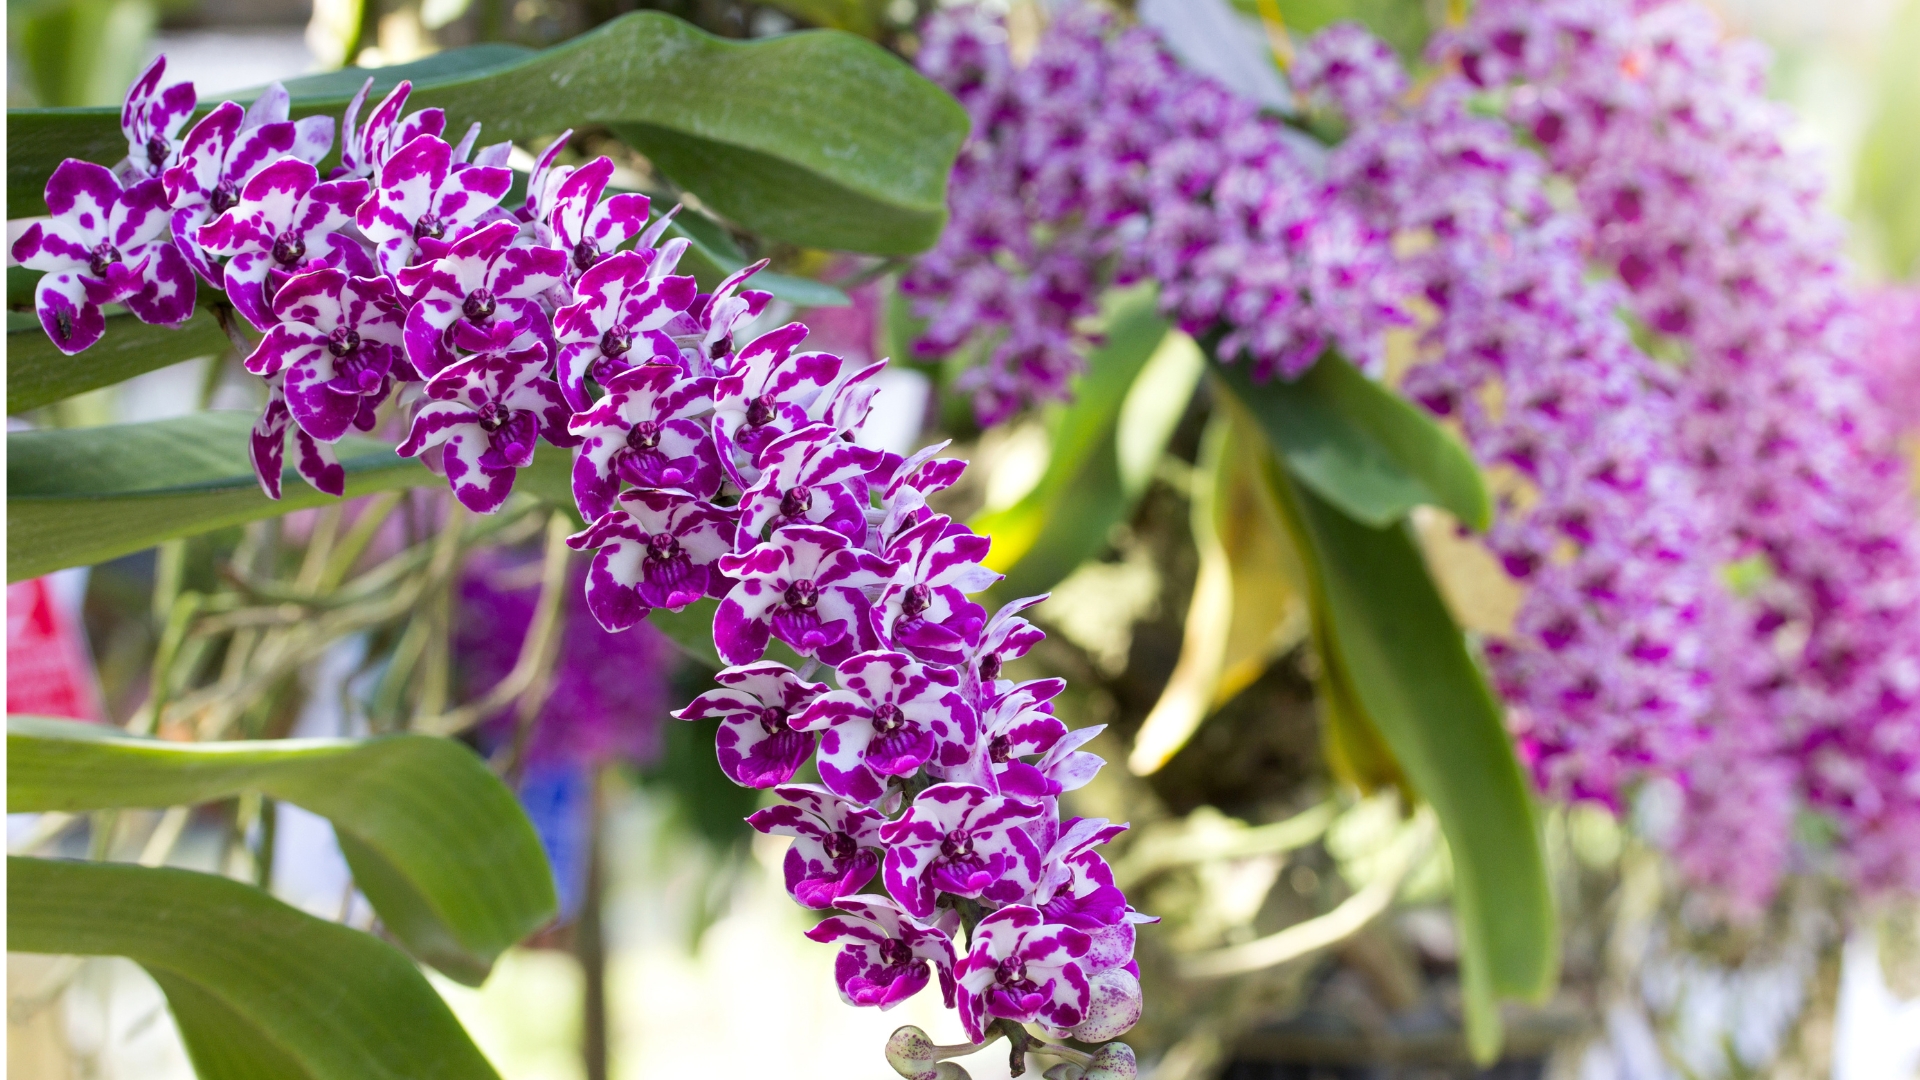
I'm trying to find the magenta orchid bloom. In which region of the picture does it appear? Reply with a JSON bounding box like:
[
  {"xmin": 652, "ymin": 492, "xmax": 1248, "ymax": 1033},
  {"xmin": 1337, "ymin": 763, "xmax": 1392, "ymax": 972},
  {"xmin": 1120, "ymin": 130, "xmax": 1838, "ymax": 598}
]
[
  {"xmin": 397, "ymin": 220, "xmax": 567, "ymax": 376},
  {"xmin": 115, "ymin": 55, "xmax": 197, "ymax": 184},
  {"xmin": 163, "ymin": 88, "xmax": 332, "ymax": 286},
  {"xmin": 879, "ymin": 783, "xmax": 1045, "ymax": 919},
  {"xmin": 667, "ymin": 259, "xmax": 774, "ymax": 374},
  {"xmin": 397, "ymin": 345, "xmax": 573, "ymax": 513},
  {"xmin": 249, "ymin": 382, "xmax": 349, "ymax": 499},
  {"xmin": 871, "ymin": 442, "xmax": 969, "ymax": 545},
  {"xmin": 795, "ymin": 651, "xmax": 977, "ymax": 805},
  {"xmin": 245, "ymin": 269, "xmax": 409, "ymax": 442},
  {"xmin": 975, "ymin": 678, "xmax": 1070, "ymax": 796},
  {"xmin": 337, "ymin": 79, "xmax": 447, "ymax": 181},
  {"xmin": 748, "ymin": 786, "xmax": 892, "ymax": 910},
  {"xmin": 551, "ymin": 248, "xmax": 700, "ymax": 410},
  {"xmin": 712, "ymin": 524, "xmax": 892, "ymax": 667},
  {"xmin": 734, "ymin": 424, "xmax": 885, "ymax": 551},
  {"xmin": 874, "ymin": 514, "xmax": 998, "ymax": 665},
  {"xmin": 548, "ymin": 156, "xmax": 655, "ymax": 279},
  {"xmin": 11, "ymin": 162, "xmax": 195, "ymax": 353},
  {"xmin": 566, "ymin": 488, "xmax": 737, "ymax": 632},
  {"xmin": 707, "ymin": 323, "xmax": 851, "ymax": 483},
  {"xmin": 355, "ymin": 132, "xmax": 511, "ymax": 275},
  {"xmin": 803, "ymin": 895, "xmax": 961, "ymax": 1010},
  {"xmin": 567, "ymin": 364, "xmax": 722, "ymax": 521},
  {"xmin": 195, "ymin": 158, "xmax": 371, "ymax": 331},
  {"xmin": 953, "ymin": 905, "xmax": 1094, "ymax": 1042},
  {"xmin": 677, "ymin": 663, "xmax": 828, "ymax": 789},
  {"xmin": 1032, "ymin": 818, "xmax": 1135, "ymax": 931}
]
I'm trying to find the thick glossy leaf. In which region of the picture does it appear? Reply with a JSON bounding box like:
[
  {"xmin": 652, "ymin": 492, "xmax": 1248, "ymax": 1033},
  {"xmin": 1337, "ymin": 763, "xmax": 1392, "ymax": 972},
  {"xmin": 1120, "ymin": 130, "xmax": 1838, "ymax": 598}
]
[
  {"xmin": 9, "ymin": 310, "xmax": 230, "ymax": 414},
  {"xmin": 9, "ymin": 856, "xmax": 501, "ymax": 1079},
  {"xmin": 1249, "ymin": 450, "xmax": 1555, "ymax": 1063},
  {"xmin": 8, "ymin": 15, "xmax": 969, "ymax": 254},
  {"xmin": 1213, "ymin": 353, "xmax": 1490, "ymax": 530},
  {"xmin": 8, "ymin": 411, "xmax": 430, "ymax": 582},
  {"xmin": 972, "ymin": 287, "xmax": 1185, "ymax": 599},
  {"xmin": 9, "ymin": 716, "xmax": 557, "ymax": 984},
  {"xmin": 1226, "ymin": 0, "xmax": 1433, "ymax": 59}
]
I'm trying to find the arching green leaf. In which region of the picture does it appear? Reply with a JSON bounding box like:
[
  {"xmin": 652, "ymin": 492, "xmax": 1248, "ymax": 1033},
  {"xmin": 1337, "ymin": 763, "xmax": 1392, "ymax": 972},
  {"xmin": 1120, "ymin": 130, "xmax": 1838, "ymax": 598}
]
[
  {"xmin": 1213, "ymin": 353, "xmax": 1489, "ymax": 529},
  {"xmin": 1242, "ymin": 443, "xmax": 1554, "ymax": 1064},
  {"xmin": 10, "ymin": 856, "xmax": 501, "ymax": 1079},
  {"xmin": 9, "ymin": 716, "xmax": 556, "ymax": 985},
  {"xmin": 7, "ymin": 411, "xmax": 428, "ymax": 582}
]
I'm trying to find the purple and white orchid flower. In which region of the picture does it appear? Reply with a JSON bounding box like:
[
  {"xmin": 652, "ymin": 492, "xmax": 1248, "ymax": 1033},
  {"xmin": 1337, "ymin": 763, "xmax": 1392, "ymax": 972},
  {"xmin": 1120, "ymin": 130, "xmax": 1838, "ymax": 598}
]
[
  {"xmin": 396, "ymin": 343, "xmax": 573, "ymax": 513},
  {"xmin": 953, "ymin": 905, "xmax": 1094, "ymax": 1042},
  {"xmin": 244, "ymin": 269, "xmax": 410, "ymax": 442},
  {"xmin": 734, "ymin": 424, "xmax": 885, "ymax": 550},
  {"xmin": 355, "ymin": 132, "xmax": 511, "ymax": 275},
  {"xmin": 803, "ymin": 895, "xmax": 961, "ymax": 1010},
  {"xmin": 115, "ymin": 55, "xmax": 197, "ymax": 184},
  {"xmin": 11, "ymin": 161, "xmax": 196, "ymax": 353},
  {"xmin": 551, "ymin": 247, "xmax": 700, "ymax": 410},
  {"xmin": 567, "ymin": 364, "xmax": 722, "ymax": 521},
  {"xmin": 567, "ymin": 488, "xmax": 737, "ymax": 632},
  {"xmin": 747, "ymin": 784, "xmax": 892, "ymax": 908},
  {"xmin": 547, "ymin": 156, "xmax": 655, "ymax": 280},
  {"xmin": 879, "ymin": 783, "xmax": 1045, "ymax": 918},
  {"xmin": 195, "ymin": 157, "xmax": 371, "ymax": 330},
  {"xmin": 678, "ymin": 663, "xmax": 828, "ymax": 789},
  {"xmin": 337, "ymin": 79, "xmax": 446, "ymax": 181},
  {"xmin": 874, "ymin": 514, "xmax": 999, "ymax": 665},
  {"xmin": 249, "ymin": 381, "xmax": 350, "ymax": 498},
  {"xmin": 397, "ymin": 219, "xmax": 566, "ymax": 376},
  {"xmin": 712, "ymin": 524, "xmax": 892, "ymax": 667},
  {"xmin": 795, "ymin": 650, "xmax": 977, "ymax": 805},
  {"xmin": 667, "ymin": 259, "xmax": 774, "ymax": 374},
  {"xmin": 163, "ymin": 88, "xmax": 332, "ymax": 286}
]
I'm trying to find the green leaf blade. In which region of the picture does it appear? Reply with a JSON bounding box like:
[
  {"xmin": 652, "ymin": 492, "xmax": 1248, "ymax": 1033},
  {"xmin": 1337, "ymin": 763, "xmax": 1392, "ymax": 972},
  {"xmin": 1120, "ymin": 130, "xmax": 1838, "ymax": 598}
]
[
  {"xmin": 1213, "ymin": 354, "xmax": 1490, "ymax": 529},
  {"xmin": 7, "ymin": 412, "xmax": 431, "ymax": 582},
  {"xmin": 10, "ymin": 856, "xmax": 502, "ymax": 1080},
  {"xmin": 8, "ymin": 717, "xmax": 557, "ymax": 985}
]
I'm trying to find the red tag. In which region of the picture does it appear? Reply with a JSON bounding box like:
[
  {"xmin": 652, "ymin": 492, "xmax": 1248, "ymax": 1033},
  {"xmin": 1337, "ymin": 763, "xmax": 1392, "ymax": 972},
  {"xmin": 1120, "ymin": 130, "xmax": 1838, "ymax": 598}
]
[{"xmin": 7, "ymin": 576, "xmax": 105, "ymax": 721}]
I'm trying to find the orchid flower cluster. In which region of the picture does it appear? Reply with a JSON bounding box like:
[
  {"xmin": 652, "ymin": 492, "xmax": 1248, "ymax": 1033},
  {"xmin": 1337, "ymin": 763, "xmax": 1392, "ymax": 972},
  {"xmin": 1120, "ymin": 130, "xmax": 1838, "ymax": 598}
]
[
  {"xmin": 16, "ymin": 56, "xmax": 1150, "ymax": 1063},
  {"xmin": 910, "ymin": 2, "xmax": 1920, "ymax": 913},
  {"xmin": 1433, "ymin": 0, "xmax": 1920, "ymax": 910},
  {"xmin": 906, "ymin": 5, "xmax": 1404, "ymax": 425}
]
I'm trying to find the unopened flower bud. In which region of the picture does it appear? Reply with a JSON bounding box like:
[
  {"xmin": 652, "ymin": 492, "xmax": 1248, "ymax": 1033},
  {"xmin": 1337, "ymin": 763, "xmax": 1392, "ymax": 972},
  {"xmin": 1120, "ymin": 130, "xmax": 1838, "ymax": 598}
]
[
  {"xmin": 887, "ymin": 1026, "xmax": 940, "ymax": 1079},
  {"xmin": 1043, "ymin": 1064, "xmax": 1086, "ymax": 1080},
  {"xmin": 1083, "ymin": 1043, "xmax": 1136, "ymax": 1080},
  {"xmin": 932, "ymin": 1065, "xmax": 973, "ymax": 1080},
  {"xmin": 1069, "ymin": 970, "xmax": 1142, "ymax": 1042}
]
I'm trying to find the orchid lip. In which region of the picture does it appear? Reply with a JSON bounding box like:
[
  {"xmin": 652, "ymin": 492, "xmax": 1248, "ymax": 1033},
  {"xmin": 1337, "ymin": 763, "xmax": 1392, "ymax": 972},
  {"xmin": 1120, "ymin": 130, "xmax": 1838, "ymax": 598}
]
[
  {"xmin": 272, "ymin": 232, "xmax": 307, "ymax": 266},
  {"xmin": 462, "ymin": 289, "xmax": 496, "ymax": 322},
  {"xmin": 87, "ymin": 242, "xmax": 121, "ymax": 278}
]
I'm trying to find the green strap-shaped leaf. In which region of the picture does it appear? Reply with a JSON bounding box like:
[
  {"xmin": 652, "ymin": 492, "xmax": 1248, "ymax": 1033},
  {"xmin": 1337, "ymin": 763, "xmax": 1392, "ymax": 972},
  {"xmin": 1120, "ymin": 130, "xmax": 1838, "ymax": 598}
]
[
  {"xmin": 973, "ymin": 286, "xmax": 1187, "ymax": 599},
  {"xmin": 1239, "ymin": 443, "xmax": 1554, "ymax": 1063},
  {"xmin": 8, "ymin": 14, "xmax": 968, "ymax": 254},
  {"xmin": 7, "ymin": 411, "xmax": 430, "ymax": 582},
  {"xmin": 1213, "ymin": 353, "xmax": 1490, "ymax": 529},
  {"xmin": 9, "ymin": 716, "xmax": 556, "ymax": 985},
  {"xmin": 9, "ymin": 856, "xmax": 501, "ymax": 1080},
  {"xmin": 9, "ymin": 309, "xmax": 230, "ymax": 415}
]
